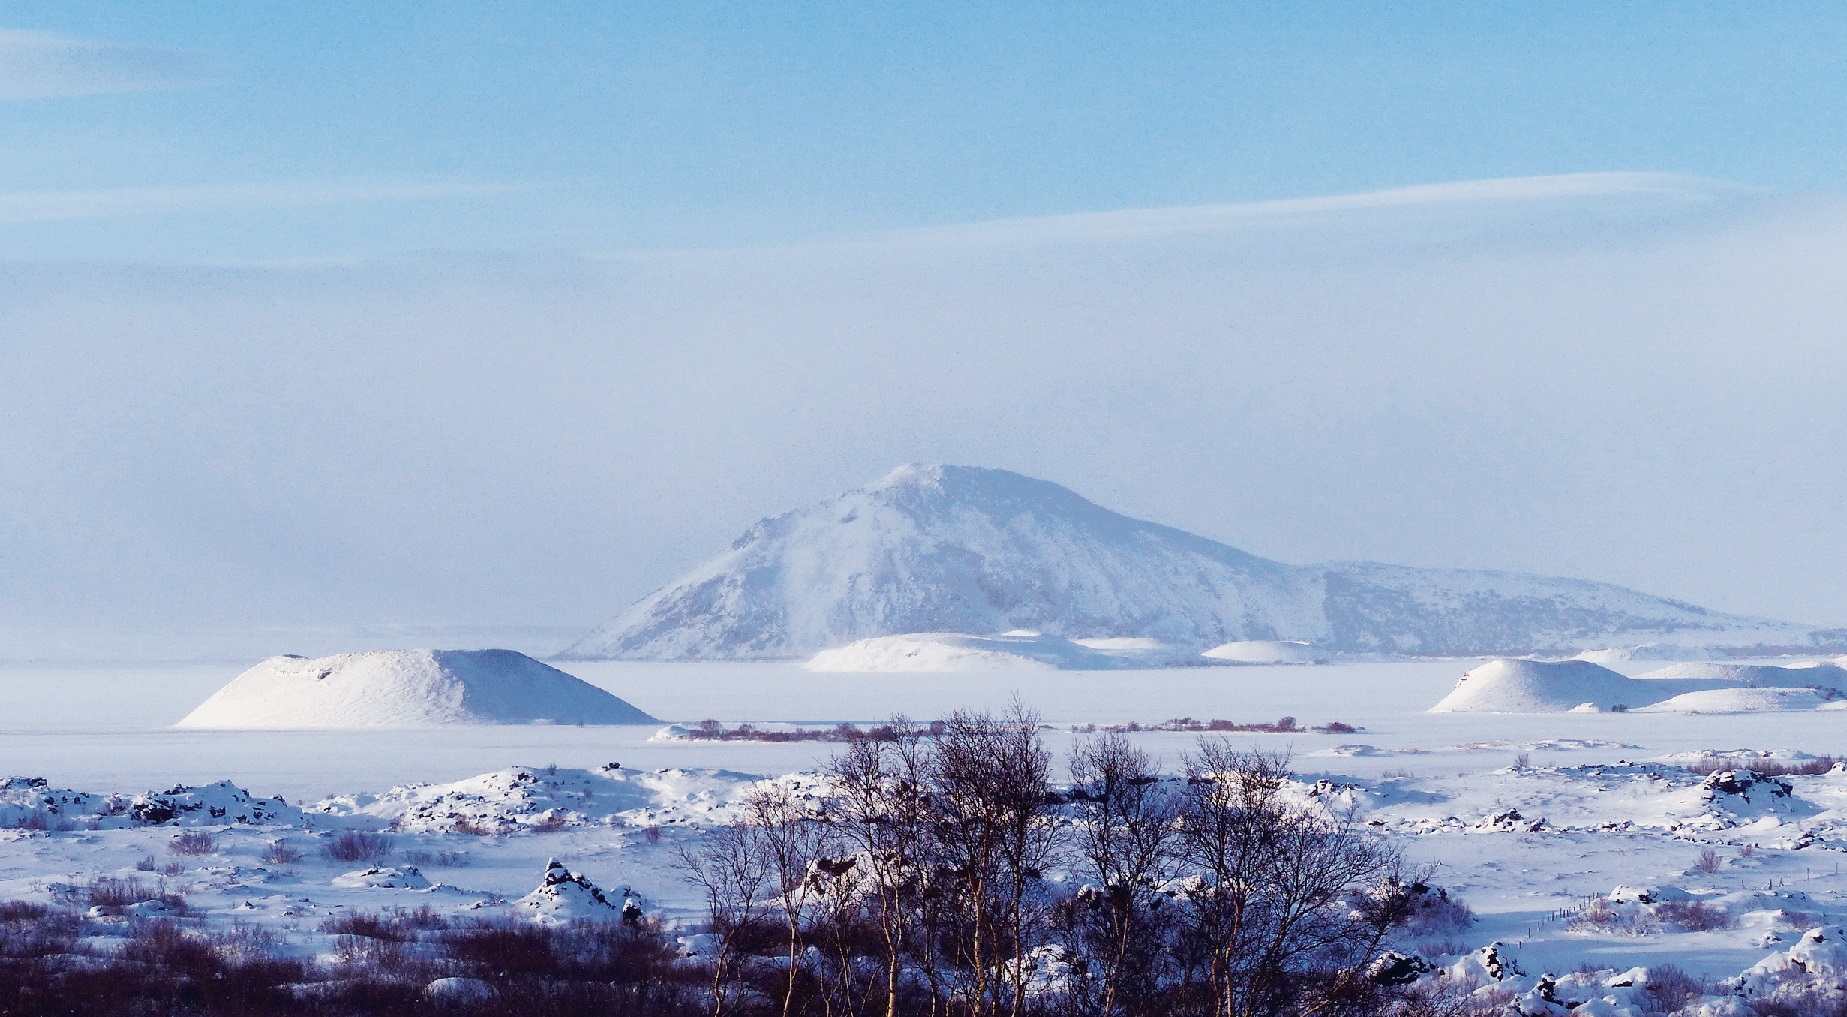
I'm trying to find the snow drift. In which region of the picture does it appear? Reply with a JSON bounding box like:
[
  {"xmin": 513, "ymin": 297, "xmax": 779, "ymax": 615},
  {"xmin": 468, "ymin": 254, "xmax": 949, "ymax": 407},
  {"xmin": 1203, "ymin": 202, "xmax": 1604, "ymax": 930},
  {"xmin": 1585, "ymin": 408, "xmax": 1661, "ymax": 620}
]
[
  {"xmin": 175, "ymin": 649, "xmax": 657, "ymax": 729},
  {"xmin": 563, "ymin": 465, "xmax": 1841, "ymax": 661}
]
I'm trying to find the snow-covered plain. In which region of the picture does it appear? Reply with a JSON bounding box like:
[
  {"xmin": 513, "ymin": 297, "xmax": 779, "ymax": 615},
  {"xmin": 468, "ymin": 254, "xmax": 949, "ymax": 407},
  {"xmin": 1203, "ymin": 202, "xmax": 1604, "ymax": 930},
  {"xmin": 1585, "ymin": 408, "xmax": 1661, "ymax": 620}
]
[{"xmin": 7, "ymin": 656, "xmax": 1847, "ymax": 1008}]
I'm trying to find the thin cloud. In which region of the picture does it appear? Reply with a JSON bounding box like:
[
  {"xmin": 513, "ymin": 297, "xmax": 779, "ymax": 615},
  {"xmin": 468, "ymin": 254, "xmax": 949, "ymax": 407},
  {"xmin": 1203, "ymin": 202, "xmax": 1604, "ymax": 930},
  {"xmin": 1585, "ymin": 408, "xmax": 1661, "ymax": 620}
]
[
  {"xmin": 890, "ymin": 172, "xmax": 1753, "ymax": 246},
  {"xmin": 0, "ymin": 179, "xmax": 508, "ymax": 224},
  {"xmin": 0, "ymin": 28, "xmax": 219, "ymax": 99}
]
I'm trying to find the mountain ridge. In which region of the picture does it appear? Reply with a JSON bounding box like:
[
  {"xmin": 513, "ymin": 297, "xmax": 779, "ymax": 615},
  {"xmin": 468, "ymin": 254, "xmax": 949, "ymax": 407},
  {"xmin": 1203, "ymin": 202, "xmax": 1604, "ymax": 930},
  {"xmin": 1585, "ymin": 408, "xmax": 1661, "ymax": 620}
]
[{"xmin": 560, "ymin": 465, "xmax": 1844, "ymax": 661}]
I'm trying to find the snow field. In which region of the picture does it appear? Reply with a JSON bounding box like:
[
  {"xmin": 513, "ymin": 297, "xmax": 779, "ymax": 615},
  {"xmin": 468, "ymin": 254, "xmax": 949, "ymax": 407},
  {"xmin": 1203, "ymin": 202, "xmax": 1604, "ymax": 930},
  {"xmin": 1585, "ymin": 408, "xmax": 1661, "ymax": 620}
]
[{"xmin": 9, "ymin": 658, "xmax": 1847, "ymax": 1009}]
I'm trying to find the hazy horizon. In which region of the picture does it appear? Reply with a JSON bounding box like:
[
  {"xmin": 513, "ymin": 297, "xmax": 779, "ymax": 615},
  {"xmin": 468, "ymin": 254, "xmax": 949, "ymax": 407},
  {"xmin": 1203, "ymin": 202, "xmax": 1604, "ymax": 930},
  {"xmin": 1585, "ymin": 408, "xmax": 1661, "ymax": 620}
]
[{"xmin": 5, "ymin": 7, "xmax": 1847, "ymax": 659}]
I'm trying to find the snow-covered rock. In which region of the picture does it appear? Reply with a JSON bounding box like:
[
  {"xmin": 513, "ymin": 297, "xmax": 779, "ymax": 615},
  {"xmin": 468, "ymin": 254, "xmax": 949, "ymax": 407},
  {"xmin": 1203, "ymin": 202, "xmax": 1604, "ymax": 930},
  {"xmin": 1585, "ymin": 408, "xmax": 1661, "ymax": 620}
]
[
  {"xmin": 0, "ymin": 776, "xmax": 296, "ymax": 828},
  {"xmin": 312, "ymin": 764, "xmax": 765, "ymax": 834},
  {"xmin": 129, "ymin": 780, "xmax": 300, "ymax": 826},
  {"xmin": 176, "ymin": 649, "xmax": 657, "ymax": 729},
  {"xmin": 561, "ymin": 465, "xmax": 1841, "ymax": 661},
  {"xmin": 514, "ymin": 859, "xmax": 639, "ymax": 924}
]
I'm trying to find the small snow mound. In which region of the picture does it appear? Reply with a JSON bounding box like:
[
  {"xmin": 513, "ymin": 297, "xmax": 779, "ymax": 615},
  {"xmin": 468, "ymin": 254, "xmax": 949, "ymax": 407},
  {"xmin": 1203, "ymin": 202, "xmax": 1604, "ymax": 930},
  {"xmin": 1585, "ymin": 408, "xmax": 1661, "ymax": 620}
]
[
  {"xmin": 1429, "ymin": 659, "xmax": 1639, "ymax": 713},
  {"xmin": 177, "ymin": 649, "xmax": 657, "ymax": 729},
  {"xmin": 1201, "ymin": 639, "xmax": 1319, "ymax": 664},
  {"xmin": 332, "ymin": 866, "xmax": 431, "ymax": 890},
  {"xmin": 1071, "ymin": 636, "xmax": 1170, "ymax": 651},
  {"xmin": 1637, "ymin": 687, "xmax": 1838, "ymax": 714},
  {"xmin": 515, "ymin": 859, "xmax": 634, "ymax": 925},
  {"xmin": 804, "ymin": 632, "xmax": 1118, "ymax": 672}
]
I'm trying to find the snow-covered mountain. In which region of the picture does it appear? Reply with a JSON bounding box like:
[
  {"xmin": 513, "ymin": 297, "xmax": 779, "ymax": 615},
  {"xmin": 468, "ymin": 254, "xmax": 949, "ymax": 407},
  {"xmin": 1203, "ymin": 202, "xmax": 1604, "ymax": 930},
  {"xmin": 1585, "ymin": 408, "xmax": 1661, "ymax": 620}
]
[{"xmin": 561, "ymin": 465, "xmax": 1845, "ymax": 661}]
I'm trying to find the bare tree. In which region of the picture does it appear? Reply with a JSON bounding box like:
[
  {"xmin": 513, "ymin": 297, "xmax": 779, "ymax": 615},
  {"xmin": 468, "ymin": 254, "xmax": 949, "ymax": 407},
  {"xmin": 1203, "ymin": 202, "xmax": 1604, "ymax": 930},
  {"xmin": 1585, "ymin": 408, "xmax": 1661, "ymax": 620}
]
[
  {"xmin": 1066, "ymin": 733, "xmax": 1180, "ymax": 1017},
  {"xmin": 744, "ymin": 782, "xmax": 837, "ymax": 1017},
  {"xmin": 827, "ymin": 717, "xmax": 935, "ymax": 1017},
  {"xmin": 1176, "ymin": 741, "xmax": 1403, "ymax": 1017},
  {"xmin": 679, "ymin": 818, "xmax": 774, "ymax": 1017},
  {"xmin": 930, "ymin": 701, "xmax": 1057, "ymax": 1017}
]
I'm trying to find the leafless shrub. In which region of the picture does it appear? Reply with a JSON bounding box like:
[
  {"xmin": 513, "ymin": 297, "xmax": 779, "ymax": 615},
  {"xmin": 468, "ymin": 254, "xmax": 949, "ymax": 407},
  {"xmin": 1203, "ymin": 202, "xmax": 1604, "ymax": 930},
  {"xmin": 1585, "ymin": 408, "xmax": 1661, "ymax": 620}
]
[
  {"xmin": 0, "ymin": 899, "xmax": 80, "ymax": 959},
  {"xmin": 260, "ymin": 838, "xmax": 303, "ymax": 865},
  {"xmin": 1512, "ymin": 753, "xmax": 1531, "ymax": 770},
  {"xmin": 1388, "ymin": 974, "xmax": 1519, "ymax": 1016},
  {"xmin": 323, "ymin": 830, "xmax": 393, "ymax": 863},
  {"xmin": 1691, "ymin": 755, "xmax": 1836, "ymax": 777},
  {"xmin": 85, "ymin": 876, "xmax": 185, "ymax": 914},
  {"xmin": 644, "ymin": 824, "xmax": 663, "ymax": 845},
  {"xmin": 1639, "ymin": 963, "xmax": 1705, "ymax": 1013},
  {"xmin": 452, "ymin": 816, "xmax": 494, "ymax": 836},
  {"xmin": 1740, "ymin": 843, "xmax": 1757, "ymax": 858},
  {"xmin": 169, "ymin": 830, "xmax": 217, "ymax": 856},
  {"xmin": 1694, "ymin": 848, "xmax": 1723, "ymax": 874},
  {"xmin": 134, "ymin": 855, "xmax": 161, "ymax": 872},
  {"xmin": 1653, "ymin": 899, "xmax": 1732, "ymax": 932}
]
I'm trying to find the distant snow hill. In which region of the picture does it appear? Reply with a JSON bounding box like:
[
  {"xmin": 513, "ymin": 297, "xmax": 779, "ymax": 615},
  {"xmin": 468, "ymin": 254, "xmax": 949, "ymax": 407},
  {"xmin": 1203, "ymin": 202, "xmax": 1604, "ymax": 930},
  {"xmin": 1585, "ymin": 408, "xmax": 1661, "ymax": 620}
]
[
  {"xmin": 560, "ymin": 465, "xmax": 1846, "ymax": 662},
  {"xmin": 176, "ymin": 649, "xmax": 657, "ymax": 729},
  {"xmin": 1430, "ymin": 657, "xmax": 1847, "ymax": 714}
]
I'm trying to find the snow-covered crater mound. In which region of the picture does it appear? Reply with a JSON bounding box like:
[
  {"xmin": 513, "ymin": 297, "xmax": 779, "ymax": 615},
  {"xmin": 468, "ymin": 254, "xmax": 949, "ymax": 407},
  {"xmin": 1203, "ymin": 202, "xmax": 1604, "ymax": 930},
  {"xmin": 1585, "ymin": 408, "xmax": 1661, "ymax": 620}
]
[
  {"xmin": 1430, "ymin": 659, "xmax": 1691, "ymax": 713},
  {"xmin": 176, "ymin": 649, "xmax": 657, "ymax": 729}
]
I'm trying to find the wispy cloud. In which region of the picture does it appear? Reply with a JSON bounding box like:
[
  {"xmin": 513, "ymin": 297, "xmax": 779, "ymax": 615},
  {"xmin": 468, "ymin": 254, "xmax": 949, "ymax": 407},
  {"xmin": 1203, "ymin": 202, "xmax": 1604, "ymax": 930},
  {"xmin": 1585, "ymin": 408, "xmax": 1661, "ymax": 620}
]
[
  {"xmin": 893, "ymin": 173, "xmax": 1753, "ymax": 246},
  {"xmin": 0, "ymin": 179, "xmax": 507, "ymax": 224},
  {"xmin": 0, "ymin": 28, "xmax": 218, "ymax": 99}
]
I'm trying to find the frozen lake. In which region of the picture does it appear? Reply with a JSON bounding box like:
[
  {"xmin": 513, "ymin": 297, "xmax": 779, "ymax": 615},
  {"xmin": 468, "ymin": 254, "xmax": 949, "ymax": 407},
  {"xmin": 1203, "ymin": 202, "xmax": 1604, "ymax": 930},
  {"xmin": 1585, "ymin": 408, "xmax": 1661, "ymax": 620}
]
[{"xmin": 3, "ymin": 658, "xmax": 1842, "ymax": 801}]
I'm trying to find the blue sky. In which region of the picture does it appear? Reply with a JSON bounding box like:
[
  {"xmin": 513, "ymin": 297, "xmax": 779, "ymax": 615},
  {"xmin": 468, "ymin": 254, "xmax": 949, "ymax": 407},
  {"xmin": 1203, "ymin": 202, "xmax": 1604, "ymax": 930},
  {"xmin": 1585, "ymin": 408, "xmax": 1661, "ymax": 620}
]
[
  {"xmin": 4, "ymin": 3, "xmax": 1847, "ymax": 260},
  {"xmin": 5, "ymin": 5, "xmax": 1847, "ymax": 656}
]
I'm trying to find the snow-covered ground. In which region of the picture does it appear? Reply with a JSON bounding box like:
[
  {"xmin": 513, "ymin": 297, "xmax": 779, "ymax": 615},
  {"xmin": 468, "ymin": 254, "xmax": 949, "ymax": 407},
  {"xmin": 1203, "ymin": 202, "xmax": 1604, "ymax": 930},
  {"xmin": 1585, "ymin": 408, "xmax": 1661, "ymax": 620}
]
[{"xmin": 7, "ymin": 656, "xmax": 1847, "ymax": 1008}]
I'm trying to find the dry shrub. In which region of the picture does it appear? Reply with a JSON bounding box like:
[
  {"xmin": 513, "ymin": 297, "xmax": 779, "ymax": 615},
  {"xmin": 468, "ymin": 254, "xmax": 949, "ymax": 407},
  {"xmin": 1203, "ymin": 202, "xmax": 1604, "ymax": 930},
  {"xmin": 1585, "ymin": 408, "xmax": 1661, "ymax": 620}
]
[
  {"xmin": 261, "ymin": 838, "xmax": 304, "ymax": 864},
  {"xmin": 169, "ymin": 830, "xmax": 217, "ymax": 856},
  {"xmin": 1640, "ymin": 963, "xmax": 1705, "ymax": 1013},
  {"xmin": 1389, "ymin": 974, "xmax": 1519, "ymax": 1016},
  {"xmin": 1694, "ymin": 848, "xmax": 1723, "ymax": 874},
  {"xmin": 1692, "ymin": 755, "xmax": 1836, "ymax": 777},
  {"xmin": 1653, "ymin": 899, "xmax": 1732, "ymax": 932},
  {"xmin": 323, "ymin": 830, "xmax": 393, "ymax": 863},
  {"xmin": 85, "ymin": 876, "xmax": 186, "ymax": 914}
]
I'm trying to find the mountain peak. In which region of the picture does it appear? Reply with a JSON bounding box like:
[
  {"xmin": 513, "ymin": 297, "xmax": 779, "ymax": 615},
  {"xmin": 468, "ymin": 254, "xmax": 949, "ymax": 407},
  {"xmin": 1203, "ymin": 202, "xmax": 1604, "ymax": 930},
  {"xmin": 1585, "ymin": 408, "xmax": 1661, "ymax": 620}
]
[{"xmin": 560, "ymin": 467, "xmax": 1838, "ymax": 662}]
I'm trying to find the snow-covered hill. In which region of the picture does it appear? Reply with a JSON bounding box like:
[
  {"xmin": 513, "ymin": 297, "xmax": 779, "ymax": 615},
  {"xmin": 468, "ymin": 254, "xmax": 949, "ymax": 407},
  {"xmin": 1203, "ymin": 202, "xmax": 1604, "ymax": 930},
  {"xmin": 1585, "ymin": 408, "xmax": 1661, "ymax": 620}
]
[
  {"xmin": 562, "ymin": 465, "xmax": 1845, "ymax": 661},
  {"xmin": 176, "ymin": 649, "xmax": 657, "ymax": 728}
]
